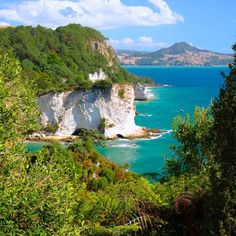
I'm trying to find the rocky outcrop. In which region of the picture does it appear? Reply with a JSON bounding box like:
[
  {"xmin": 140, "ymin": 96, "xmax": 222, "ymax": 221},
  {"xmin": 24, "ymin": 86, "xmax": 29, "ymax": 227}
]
[
  {"xmin": 88, "ymin": 69, "xmax": 107, "ymax": 83},
  {"xmin": 90, "ymin": 40, "xmax": 116, "ymax": 67},
  {"xmin": 37, "ymin": 84, "xmax": 147, "ymax": 139},
  {"xmin": 134, "ymin": 83, "xmax": 153, "ymax": 101}
]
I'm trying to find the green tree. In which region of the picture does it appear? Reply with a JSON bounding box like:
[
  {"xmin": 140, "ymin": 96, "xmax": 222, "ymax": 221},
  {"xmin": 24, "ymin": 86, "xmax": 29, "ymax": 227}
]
[
  {"xmin": 164, "ymin": 43, "xmax": 236, "ymax": 235},
  {"xmin": 167, "ymin": 107, "xmax": 213, "ymax": 176},
  {"xmin": 210, "ymin": 43, "xmax": 236, "ymax": 235}
]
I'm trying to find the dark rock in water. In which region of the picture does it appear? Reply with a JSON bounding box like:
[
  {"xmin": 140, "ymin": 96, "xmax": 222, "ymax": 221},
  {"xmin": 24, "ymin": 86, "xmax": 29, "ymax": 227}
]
[{"xmin": 148, "ymin": 128, "xmax": 163, "ymax": 133}]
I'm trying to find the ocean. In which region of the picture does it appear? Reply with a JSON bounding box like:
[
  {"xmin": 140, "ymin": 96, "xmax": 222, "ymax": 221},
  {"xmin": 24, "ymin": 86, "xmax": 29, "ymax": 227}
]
[{"xmin": 97, "ymin": 66, "xmax": 230, "ymax": 175}]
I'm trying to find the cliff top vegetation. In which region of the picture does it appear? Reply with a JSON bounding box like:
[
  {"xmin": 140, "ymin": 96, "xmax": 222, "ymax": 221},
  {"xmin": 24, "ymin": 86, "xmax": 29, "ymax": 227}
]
[{"xmin": 0, "ymin": 24, "xmax": 153, "ymax": 94}]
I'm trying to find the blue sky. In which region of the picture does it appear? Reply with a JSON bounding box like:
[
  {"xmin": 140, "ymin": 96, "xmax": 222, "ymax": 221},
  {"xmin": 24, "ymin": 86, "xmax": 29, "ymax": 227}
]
[{"xmin": 0, "ymin": 0, "xmax": 235, "ymax": 53}]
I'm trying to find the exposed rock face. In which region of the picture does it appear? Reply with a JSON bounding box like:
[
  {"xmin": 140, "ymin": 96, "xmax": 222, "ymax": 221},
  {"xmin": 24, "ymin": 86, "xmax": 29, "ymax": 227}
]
[
  {"xmin": 134, "ymin": 83, "xmax": 153, "ymax": 101},
  {"xmin": 135, "ymin": 83, "xmax": 148, "ymax": 101},
  {"xmin": 37, "ymin": 84, "xmax": 146, "ymax": 139},
  {"xmin": 88, "ymin": 69, "xmax": 106, "ymax": 83},
  {"xmin": 90, "ymin": 40, "xmax": 116, "ymax": 67}
]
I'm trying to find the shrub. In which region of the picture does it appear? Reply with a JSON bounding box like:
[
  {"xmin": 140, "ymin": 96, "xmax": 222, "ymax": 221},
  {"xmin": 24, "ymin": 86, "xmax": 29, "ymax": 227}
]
[
  {"xmin": 44, "ymin": 123, "xmax": 59, "ymax": 134},
  {"xmin": 98, "ymin": 118, "xmax": 106, "ymax": 133},
  {"xmin": 101, "ymin": 167, "xmax": 115, "ymax": 183},
  {"xmin": 118, "ymin": 88, "xmax": 125, "ymax": 99},
  {"xmin": 97, "ymin": 177, "xmax": 109, "ymax": 190},
  {"xmin": 93, "ymin": 80, "xmax": 112, "ymax": 91}
]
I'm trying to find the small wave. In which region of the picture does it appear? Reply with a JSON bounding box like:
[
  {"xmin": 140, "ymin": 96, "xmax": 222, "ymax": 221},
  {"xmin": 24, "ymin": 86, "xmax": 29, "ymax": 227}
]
[
  {"xmin": 145, "ymin": 88, "xmax": 155, "ymax": 98},
  {"xmin": 139, "ymin": 114, "xmax": 153, "ymax": 117},
  {"xmin": 164, "ymin": 129, "xmax": 173, "ymax": 134},
  {"xmin": 150, "ymin": 135, "xmax": 163, "ymax": 140},
  {"xmin": 108, "ymin": 144, "xmax": 139, "ymax": 148},
  {"xmin": 135, "ymin": 130, "xmax": 172, "ymax": 141},
  {"xmin": 133, "ymin": 135, "xmax": 163, "ymax": 141},
  {"xmin": 117, "ymin": 138, "xmax": 130, "ymax": 142}
]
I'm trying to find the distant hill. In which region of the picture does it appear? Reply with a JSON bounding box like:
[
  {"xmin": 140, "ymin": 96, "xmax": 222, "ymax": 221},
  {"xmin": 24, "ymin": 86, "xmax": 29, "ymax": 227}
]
[{"xmin": 117, "ymin": 42, "xmax": 233, "ymax": 66}]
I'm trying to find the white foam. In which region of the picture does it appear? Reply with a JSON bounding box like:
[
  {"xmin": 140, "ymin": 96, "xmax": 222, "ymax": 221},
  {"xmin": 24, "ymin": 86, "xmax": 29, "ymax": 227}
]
[
  {"xmin": 109, "ymin": 144, "xmax": 139, "ymax": 148},
  {"xmin": 131, "ymin": 134, "xmax": 162, "ymax": 141},
  {"xmin": 117, "ymin": 138, "xmax": 130, "ymax": 142},
  {"xmin": 145, "ymin": 87, "xmax": 155, "ymax": 99},
  {"xmin": 150, "ymin": 135, "xmax": 163, "ymax": 140},
  {"xmin": 139, "ymin": 114, "xmax": 153, "ymax": 117},
  {"xmin": 133, "ymin": 130, "xmax": 172, "ymax": 141},
  {"xmin": 164, "ymin": 129, "xmax": 173, "ymax": 134}
]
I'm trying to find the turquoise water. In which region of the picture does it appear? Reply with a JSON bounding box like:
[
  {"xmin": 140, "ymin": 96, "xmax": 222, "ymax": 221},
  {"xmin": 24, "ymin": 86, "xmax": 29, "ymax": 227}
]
[
  {"xmin": 25, "ymin": 142, "xmax": 48, "ymax": 153},
  {"xmin": 97, "ymin": 66, "xmax": 229, "ymax": 174}
]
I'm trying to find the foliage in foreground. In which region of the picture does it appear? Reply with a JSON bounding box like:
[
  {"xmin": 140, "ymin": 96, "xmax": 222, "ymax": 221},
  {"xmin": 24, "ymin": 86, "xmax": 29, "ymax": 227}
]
[
  {"xmin": 1, "ymin": 139, "xmax": 209, "ymax": 235},
  {"xmin": 0, "ymin": 44, "xmax": 235, "ymax": 235},
  {"xmin": 163, "ymin": 43, "xmax": 236, "ymax": 235},
  {"xmin": 0, "ymin": 50, "xmax": 208, "ymax": 235}
]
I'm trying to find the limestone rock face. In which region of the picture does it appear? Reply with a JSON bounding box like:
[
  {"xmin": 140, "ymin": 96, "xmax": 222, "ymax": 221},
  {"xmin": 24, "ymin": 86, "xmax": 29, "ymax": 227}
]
[
  {"xmin": 37, "ymin": 84, "xmax": 145, "ymax": 139},
  {"xmin": 134, "ymin": 83, "xmax": 150, "ymax": 101},
  {"xmin": 88, "ymin": 69, "xmax": 107, "ymax": 83}
]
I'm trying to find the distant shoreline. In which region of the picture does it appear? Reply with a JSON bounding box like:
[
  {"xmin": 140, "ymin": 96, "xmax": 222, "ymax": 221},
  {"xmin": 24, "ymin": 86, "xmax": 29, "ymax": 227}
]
[{"xmin": 122, "ymin": 64, "xmax": 229, "ymax": 68}]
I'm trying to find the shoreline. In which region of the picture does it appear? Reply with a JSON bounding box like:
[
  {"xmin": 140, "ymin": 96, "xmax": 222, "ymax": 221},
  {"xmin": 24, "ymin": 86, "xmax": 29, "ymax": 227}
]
[
  {"xmin": 25, "ymin": 128, "xmax": 166, "ymax": 143},
  {"xmin": 122, "ymin": 64, "xmax": 229, "ymax": 67}
]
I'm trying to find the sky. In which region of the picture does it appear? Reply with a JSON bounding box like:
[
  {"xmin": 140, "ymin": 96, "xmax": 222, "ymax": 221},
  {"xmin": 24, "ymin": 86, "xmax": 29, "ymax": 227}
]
[{"xmin": 0, "ymin": 0, "xmax": 235, "ymax": 53}]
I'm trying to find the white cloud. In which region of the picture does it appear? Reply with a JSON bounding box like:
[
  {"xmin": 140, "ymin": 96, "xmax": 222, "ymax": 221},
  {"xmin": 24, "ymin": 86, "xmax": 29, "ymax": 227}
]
[
  {"xmin": 109, "ymin": 36, "xmax": 169, "ymax": 49},
  {"xmin": 109, "ymin": 38, "xmax": 120, "ymax": 45},
  {"xmin": 0, "ymin": 0, "xmax": 184, "ymax": 29},
  {"xmin": 138, "ymin": 36, "xmax": 154, "ymax": 44},
  {"xmin": 121, "ymin": 38, "xmax": 135, "ymax": 45}
]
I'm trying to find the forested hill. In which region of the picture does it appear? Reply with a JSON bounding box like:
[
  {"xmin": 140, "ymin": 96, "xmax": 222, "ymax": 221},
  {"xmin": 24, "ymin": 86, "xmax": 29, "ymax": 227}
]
[
  {"xmin": 0, "ymin": 24, "xmax": 151, "ymax": 94},
  {"xmin": 117, "ymin": 42, "xmax": 233, "ymax": 66}
]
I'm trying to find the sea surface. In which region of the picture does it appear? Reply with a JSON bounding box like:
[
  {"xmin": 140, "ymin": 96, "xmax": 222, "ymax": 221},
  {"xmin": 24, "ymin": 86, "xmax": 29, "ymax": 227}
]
[{"xmin": 97, "ymin": 66, "xmax": 229, "ymax": 175}]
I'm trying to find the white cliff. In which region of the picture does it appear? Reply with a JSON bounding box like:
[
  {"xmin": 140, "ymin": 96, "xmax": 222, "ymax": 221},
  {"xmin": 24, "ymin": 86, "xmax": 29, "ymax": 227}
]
[{"xmin": 37, "ymin": 84, "xmax": 146, "ymax": 139}]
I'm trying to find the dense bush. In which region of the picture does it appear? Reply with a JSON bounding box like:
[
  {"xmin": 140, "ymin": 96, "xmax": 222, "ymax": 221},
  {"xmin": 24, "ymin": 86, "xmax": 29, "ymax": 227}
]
[
  {"xmin": 161, "ymin": 44, "xmax": 236, "ymax": 235},
  {"xmin": 43, "ymin": 123, "xmax": 59, "ymax": 134},
  {"xmin": 98, "ymin": 118, "xmax": 106, "ymax": 134},
  {"xmin": 93, "ymin": 79, "xmax": 112, "ymax": 91},
  {"xmin": 118, "ymin": 88, "xmax": 125, "ymax": 99}
]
